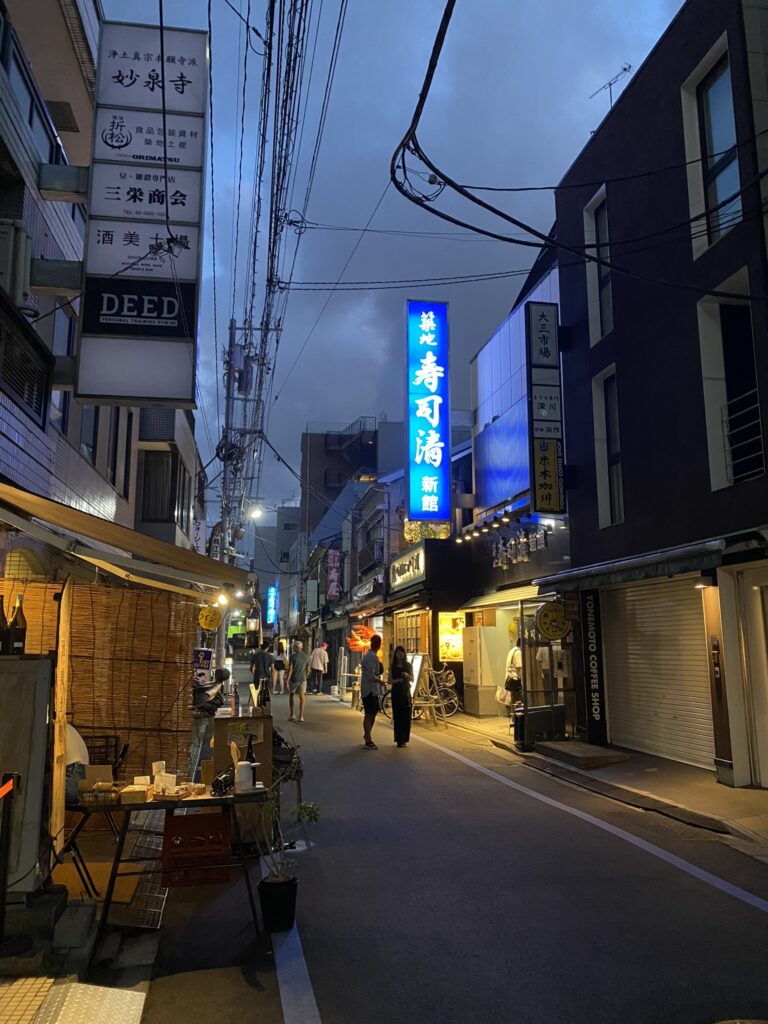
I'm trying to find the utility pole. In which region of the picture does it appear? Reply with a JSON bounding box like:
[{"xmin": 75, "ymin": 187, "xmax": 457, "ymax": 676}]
[{"xmin": 215, "ymin": 317, "xmax": 238, "ymax": 674}]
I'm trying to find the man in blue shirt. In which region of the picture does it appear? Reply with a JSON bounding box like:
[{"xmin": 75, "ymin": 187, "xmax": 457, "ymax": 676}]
[{"xmin": 360, "ymin": 634, "xmax": 383, "ymax": 749}]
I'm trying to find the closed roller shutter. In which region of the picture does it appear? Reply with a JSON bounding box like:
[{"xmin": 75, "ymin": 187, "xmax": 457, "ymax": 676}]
[{"xmin": 602, "ymin": 577, "xmax": 715, "ymax": 769}]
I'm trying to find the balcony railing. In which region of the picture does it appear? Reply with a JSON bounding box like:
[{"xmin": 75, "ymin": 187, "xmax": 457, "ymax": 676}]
[{"xmin": 722, "ymin": 387, "xmax": 765, "ymax": 483}]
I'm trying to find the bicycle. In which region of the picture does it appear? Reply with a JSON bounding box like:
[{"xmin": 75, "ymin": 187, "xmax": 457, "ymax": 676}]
[{"xmin": 381, "ymin": 662, "xmax": 462, "ymax": 719}]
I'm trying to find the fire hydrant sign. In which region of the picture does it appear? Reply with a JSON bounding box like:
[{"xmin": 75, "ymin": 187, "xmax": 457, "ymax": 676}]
[{"xmin": 76, "ymin": 21, "xmax": 208, "ymax": 407}]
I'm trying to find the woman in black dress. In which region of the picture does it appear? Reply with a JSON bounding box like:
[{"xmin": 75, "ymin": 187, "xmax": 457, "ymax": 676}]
[{"xmin": 390, "ymin": 645, "xmax": 413, "ymax": 747}]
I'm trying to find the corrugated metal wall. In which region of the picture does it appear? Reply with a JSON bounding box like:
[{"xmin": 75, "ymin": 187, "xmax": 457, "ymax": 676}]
[{"xmin": 602, "ymin": 577, "xmax": 715, "ymax": 769}]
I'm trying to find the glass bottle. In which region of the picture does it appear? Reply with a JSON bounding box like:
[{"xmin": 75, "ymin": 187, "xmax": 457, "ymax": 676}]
[
  {"xmin": 8, "ymin": 594, "xmax": 26, "ymax": 655},
  {"xmin": 245, "ymin": 735, "xmax": 256, "ymax": 763}
]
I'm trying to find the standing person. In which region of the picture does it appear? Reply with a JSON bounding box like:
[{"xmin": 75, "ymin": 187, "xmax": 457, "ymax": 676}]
[
  {"xmin": 250, "ymin": 641, "xmax": 273, "ymax": 706},
  {"xmin": 309, "ymin": 640, "xmax": 329, "ymax": 694},
  {"xmin": 287, "ymin": 640, "xmax": 310, "ymax": 722},
  {"xmin": 390, "ymin": 646, "xmax": 413, "ymax": 748},
  {"xmin": 505, "ymin": 635, "xmax": 524, "ymax": 702},
  {"xmin": 272, "ymin": 641, "xmax": 287, "ymax": 695},
  {"xmin": 360, "ymin": 634, "xmax": 384, "ymax": 750}
]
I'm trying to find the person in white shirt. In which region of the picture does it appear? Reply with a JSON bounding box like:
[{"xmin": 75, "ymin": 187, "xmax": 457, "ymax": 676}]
[
  {"xmin": 505, "ymin": 637, "xmax": 523, "ymax": 702},
  {"xmin": 309, "ymin": 642, "xmax": 329, "ymax": 694},
  {"xmin": 360, "ymin": 634, "xmax": 383, "ymax": 749}
]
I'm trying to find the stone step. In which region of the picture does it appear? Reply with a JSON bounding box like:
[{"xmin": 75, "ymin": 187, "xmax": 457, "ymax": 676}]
[{"xmin": 533, "ymin": 740, "xmax": 631, "ymax": 770}]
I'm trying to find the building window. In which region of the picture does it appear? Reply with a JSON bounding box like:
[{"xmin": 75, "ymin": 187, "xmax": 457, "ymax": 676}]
[
  {"xmin": 141, "ymin": 450, "xmax": 174, "ymax": 521},
  {"xmin": 583, "ymin": 188, "xmax": 613, "ymax": 345},
  {"xmin": 122, "ymin": 410, "xmax": 133, "ymax": 498},
  {"xmin": 5, "ymin": 47, "xmax": 55, "ymax": 163},
  {"xmin": 698, "ymin": 282, "xmax": 763, "ymax": 489},
  {"xmin": 79, "ymin": 405, "xmax": 99, "ymax": 464},
  {"xmin": 280, "ymin": 551, "xmax": 290, "ymax": 563},
  {"xmin": 603, "ymin": 374, "xmax": 624, "ymax": 524},
  {"xmin": 106, "ymin": 407, "xmax": 120, "ymax": 487},
  {"xmin": 592, "ymin": 365, "xmax": 624, "ymax": 528},
  {"xmin": 594, "ymin": 201, "xmax": 613, "ymax": 337},
  {"xmin": 175, "ymin": 458, "xmax": 192, "ymax": 535},
  {"xmin": 49, "ymin": 306, "xmax": 74, "ymax": 435},
  {"xmin": 697, "ymin": 54, "xmax": 740, "ymax": 244},
  {"xmin": 283, "ymin": 522, "xmax": 297, "ymax": 531}
]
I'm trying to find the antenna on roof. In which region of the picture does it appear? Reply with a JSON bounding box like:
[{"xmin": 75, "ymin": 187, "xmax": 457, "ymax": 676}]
[{"xmin": 589, "ymin": 63, "xmax": 633, "ymax": 109}]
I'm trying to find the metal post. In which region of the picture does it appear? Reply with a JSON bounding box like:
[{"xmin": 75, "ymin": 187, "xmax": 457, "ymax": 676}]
[{"xmin": 0, "ymin": 773, "xmax": 32, "ymax": 957}]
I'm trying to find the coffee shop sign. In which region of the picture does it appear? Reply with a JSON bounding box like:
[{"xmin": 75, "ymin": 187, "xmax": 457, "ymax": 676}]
[{"xmin": 390, "ymin": 546, "xmax": 425, "ymax": 591}]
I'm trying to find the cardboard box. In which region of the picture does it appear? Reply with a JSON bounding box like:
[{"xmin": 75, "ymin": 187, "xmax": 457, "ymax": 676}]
[{"xmin": 212, "ymin": 714, "xmax": 272, "ymax": 787}]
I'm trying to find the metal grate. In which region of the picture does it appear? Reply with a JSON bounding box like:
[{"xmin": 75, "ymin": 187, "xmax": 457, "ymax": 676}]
[
  {"xmin": 0, "ymin": 307, "xmax": 49, "ymax": 426},
  {"xmin": 110, "ymin": 810, "xmax": 168, "ymax": 930},
  {"xmin": 722, "ymin": 387, "xmax": 765, "ymax": 483}
]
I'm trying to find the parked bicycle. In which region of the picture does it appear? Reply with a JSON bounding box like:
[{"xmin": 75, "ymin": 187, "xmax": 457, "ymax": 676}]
[{"xmin": 381, "ymin": 662, "xmax": 461, "ymax": 719}]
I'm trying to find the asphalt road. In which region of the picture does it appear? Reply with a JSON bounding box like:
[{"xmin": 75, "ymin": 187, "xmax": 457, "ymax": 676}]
[{"xmin": 279, "ymin": 693, "xmax": 768, "ymax": 1024}]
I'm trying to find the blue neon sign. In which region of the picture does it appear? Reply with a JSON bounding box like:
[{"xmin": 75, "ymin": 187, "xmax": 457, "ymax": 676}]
[
  {"xmin": 407, "ymin": 300, "xmax": 451, "ymax": 521},
  {"xmin": 266, "ymin": 585, "xmax": 277, "ymax": 625}
]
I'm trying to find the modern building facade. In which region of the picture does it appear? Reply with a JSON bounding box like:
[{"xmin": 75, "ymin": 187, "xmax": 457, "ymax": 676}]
[{"xmin": 549, "ymin": 0, "xmax": 768, "ymax": 786}]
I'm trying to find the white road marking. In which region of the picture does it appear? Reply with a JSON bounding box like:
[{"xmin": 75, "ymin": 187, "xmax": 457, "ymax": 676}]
[
  {"xmin": 272, "ymin": 927, "xmax": 322, "ymax": 1024},
  {"xmin": 413, "ymin": 733, "xmax": 768, "ymax": 915}
]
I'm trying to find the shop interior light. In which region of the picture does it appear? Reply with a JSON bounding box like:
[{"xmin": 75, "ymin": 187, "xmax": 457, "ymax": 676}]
[
  {"xmin": 455, "ymin": 537, "xmax": 463, "ymax": 544},
  {"xmin": 216, "ymin": 592, "xmax": 229, "ymax": 607},
  {"xmin": 481, "ymin": 525, "xmax": 490, "ymax": 533},
  {"xmin": 472, "ymin": 530, "xmax": 480, "ymax": 538},
  {"xmin": 501, "ymin": 514, "xmax": 511, "ymax": 523},
  {"xmin": 492, "ymin": 520, "xmax": 501, "ymax": 529}
]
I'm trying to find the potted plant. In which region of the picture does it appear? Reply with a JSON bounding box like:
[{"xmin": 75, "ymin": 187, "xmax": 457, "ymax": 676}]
[{"xmin": 257, "ymin": 779, "xmax": 319, "ymax": 933}]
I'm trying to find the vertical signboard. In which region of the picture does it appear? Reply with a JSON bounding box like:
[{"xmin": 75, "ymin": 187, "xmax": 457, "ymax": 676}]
[
  {"xmin": 580, "ymin": 589, "xmax": 607, "ymax": 744},
  {"xmin": 406, "ymin": 300, "xmax": 451, "ymax": 521},
  {"xmin": 525, "ymin": 302, "xmax": 565, "ymax": 513},
  {"xmin": 266, "ymin": 586, "xmax": 277, "ymax": 625},
  {"xmin": 326, "ymin": 548, "xmax": 342, "ymax": 601},
  {"xmin": 76, "ymin": 21, "xmax": 208, "ymax": 407}
]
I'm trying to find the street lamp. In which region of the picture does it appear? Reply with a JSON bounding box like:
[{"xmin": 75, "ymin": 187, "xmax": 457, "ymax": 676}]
[{"xmin": 248, "ymin": 505, "xmax": 263, "ymax": 520}]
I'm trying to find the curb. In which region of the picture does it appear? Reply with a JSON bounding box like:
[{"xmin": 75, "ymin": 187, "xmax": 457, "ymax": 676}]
[{"xmin": 443, "ymin": 716, "xmax": 768, "ymax": 850}]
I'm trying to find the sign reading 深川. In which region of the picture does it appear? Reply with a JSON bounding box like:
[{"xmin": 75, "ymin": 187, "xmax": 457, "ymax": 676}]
[
  {"xmin": 76, "ymin": 21, "xmax": 207, "ymax": 407},
  {"xmin": 525, "ymin": 302, "xmax": 565, "ymax": 514},
  {"xmin": 406, "ymin": 300, "xmax": 451, "ymax": 521}
]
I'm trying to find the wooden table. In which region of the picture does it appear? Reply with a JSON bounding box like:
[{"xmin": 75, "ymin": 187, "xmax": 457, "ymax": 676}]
[{"xmin": 76, "ymin": 789, "xmax": 269, "ymax": 962}]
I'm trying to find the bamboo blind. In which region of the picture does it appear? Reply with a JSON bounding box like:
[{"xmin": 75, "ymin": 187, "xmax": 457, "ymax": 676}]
[
  {"xmin": 65, "ymin": 585, "xmax": 198, "ymax": 780},
  {"xmin": 1, "ymin": 580, "xmax": 64, "ymax": 654}
]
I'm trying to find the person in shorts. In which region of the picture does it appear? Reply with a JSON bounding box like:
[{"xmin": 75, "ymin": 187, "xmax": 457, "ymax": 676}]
[
  {"xmin": 287, "ymin": 640, "xmax": 310, "ymax": 722},
  {"xmin": 360, "ymin": 634, "xmax": 383, "ymax": 749}
]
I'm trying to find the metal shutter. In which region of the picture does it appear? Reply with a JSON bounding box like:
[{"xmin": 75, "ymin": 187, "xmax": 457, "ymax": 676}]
[{"xmin": 602, "ymin": 577, "xmax": 715, "ymax": 769}]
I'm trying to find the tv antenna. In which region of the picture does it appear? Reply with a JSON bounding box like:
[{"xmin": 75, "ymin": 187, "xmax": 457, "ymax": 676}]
[{"xmin": 589, "ymin": 64, "xmax": 633, "ymax": 109}]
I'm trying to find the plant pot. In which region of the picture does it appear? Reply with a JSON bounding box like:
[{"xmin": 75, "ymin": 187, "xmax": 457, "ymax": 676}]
[{"xmin": 258, "ymin": 875, "xmax": 298, "ymax": 932}]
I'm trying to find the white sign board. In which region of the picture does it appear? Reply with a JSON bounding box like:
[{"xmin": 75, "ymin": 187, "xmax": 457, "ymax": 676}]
[
  {"xmin": 85, "ymin": 220, "xmax": 199, "ymax": 279},
  {"xmin": 89, "ymin": 163, "xmax": 202, "ymax": 222},
  {"xmin": 93, "ymin": 108, "xmax": 204, "ymax": 168},
  {"xmin": 76, "ymin": 21, "xmax": 207, "ymax": 408},
  {"xmin": 96, "ymin": 22, "xmax": 207, "ymax": 115}
]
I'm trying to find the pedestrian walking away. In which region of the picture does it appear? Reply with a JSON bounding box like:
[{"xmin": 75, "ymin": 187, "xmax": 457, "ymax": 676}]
[
  {"xmin": 249, "ymin": 641, "xmax": 273, "ymax": 708},
  {"xmin": 272, "ymin": 641, "xmax": 287, "ymax": 694},
  {"xmin": 309, "ymin": 640, "xmax": 329, "ymax": 693},
  {"xmin": 360, "ymin": 634, "xmax": 384, "ymax": 749},
  {"xmin": 389, "ymin": 645, "xmax": 413, "ymax": 747},
  {"xmin": 287, "ymin": 640, "xmax": 310, "ymax": 722}
]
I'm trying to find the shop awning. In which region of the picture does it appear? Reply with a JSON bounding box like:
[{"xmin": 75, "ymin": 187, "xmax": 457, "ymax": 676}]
[
  {"xmin": 532, "ymin": 539, "xmax": 726, "ymax": 592},
  {"xmin": 459, "ymin": 584, "xmax": 541, "ymax": 611},
  {"xmin": 0, "ymin": 482, "xmax": 253, "ymax": 597}
]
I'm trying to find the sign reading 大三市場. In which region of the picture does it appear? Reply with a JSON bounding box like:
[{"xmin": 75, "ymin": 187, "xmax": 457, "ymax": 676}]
[
  {"xmin": 406, "ymin": 300, "xmax": 451, "ymax": 522},
  {"xmin": 76, "ymin": 21, "xmax": 207, "ymax": 407}
]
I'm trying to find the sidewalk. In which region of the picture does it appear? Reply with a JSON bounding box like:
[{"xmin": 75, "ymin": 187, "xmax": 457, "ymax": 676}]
[{"xmin": 444, "ymin": 711, "xmax": 768, "ymax": 848}]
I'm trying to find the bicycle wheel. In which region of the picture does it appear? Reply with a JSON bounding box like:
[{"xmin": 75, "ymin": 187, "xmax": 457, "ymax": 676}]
[
  {"xmin": 381, "ymin": 692, "xmax": 392, "ymax": 719},
  {"xmin": 438, "ymin": 687, "xmax": 459, "ymax": 717}
]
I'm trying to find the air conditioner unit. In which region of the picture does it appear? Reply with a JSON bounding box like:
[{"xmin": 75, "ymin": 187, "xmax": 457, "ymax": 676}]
[{"xmin": 0, "ymin": 219, "xmax": 32, "ymax": 307}]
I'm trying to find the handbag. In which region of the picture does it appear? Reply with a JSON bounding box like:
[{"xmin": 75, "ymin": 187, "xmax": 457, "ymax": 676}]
[{"xmin": 495, "ymin": 685, "xmax": 512, "ymax": 705}]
